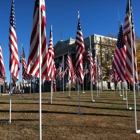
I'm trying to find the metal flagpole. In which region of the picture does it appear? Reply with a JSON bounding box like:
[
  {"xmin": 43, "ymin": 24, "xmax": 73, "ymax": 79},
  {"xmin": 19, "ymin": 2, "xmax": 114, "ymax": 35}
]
[
  {"xmin": 78, "ymin": 83, "xmax": 82, "ymax": 114},
  {"xmin": 83, "ymin": 62, "xmax": 87, "ymax": 93},
  {"xmin": 96, "ymin": 55, "xmax": 99, "ymax": 97},
  {"xmin": 48, "ymin": 78, "xmax": 53, "ymax": 104},
  {"xmin": 131, "ymin": 33, "xmax": 140, "ymax": 133},
  {"xmin": 89, "ymin": 36, "xmax": 95, "ymax": 102},
  {"xmin": 39, "ymin": 0, "xmax": 42, "ymax": 139},
  {"xmin": 129, "ymin": 6, "xmax": 140, "ymax": 132},
  {"xmin": 83, "ymin": 65, "xmax": 85, "ymax": 93},
  {"xmin": 68, "ymin": 82, "xmax": 71, "ymax": 98},
  {"xmin": 30, "ymin": 79, "xmax": 32, "ymax": 94},
  {"xmin": 82, "ymin": 81, "xmax": 85, "ymax": 93},
  {"xmin": 90, "ymin": 63, "xmax": 95, "ymax": 102},
  {"xmin": 63, "ymin": 55, "xmax": 64, "ymax": 93},
  {"xmin": 123, "ymin": 88, "xmax": 125, "ymax": 100},
  {"xmin": 9, "ymin": 73, "xmax": 12, "ymax": 123},
  {"xmin": 59, "ymin": 77, "xmax": 61, "ymax": 92},
  {"xmin": 125, "ymin": 82, "xmax": 129, "ymax": 109},
  {"xmin": 119, "ymin": 82, "xmax": 122, "ymax": 96},
  {"xmin": 20, "ymin": 44, "xmax": 23, "ymax": 98}
]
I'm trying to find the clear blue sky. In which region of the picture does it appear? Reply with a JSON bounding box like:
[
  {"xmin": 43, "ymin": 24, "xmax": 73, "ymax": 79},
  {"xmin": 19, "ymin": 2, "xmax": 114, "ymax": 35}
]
[{"xmin": 0, "ymin": 0, "xmax": 140, "ymax": 82}]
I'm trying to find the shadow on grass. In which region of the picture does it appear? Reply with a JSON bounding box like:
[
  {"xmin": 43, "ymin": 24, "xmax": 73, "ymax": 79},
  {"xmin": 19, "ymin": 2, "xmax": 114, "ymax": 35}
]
[
  {"xmin": 0, "ymin": 118, "xmax": 38, "ymax": 123},
  {"xmin": 0, "ymin": 109, "xmax": 132, "ymax": 118}
]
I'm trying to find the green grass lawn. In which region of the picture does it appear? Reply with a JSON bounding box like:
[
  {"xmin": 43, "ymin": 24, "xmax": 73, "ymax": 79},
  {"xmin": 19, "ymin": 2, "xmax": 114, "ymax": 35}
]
[{"xmin": 0, "ymin": 90, "xmax": 140, "ymax": 140}]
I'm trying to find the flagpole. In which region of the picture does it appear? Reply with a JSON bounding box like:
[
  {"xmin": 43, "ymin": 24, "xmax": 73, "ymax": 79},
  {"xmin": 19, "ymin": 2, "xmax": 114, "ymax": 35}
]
[
  {"xmin": 63, "ymin": 55, "xmax": 64, "ymax": 93},
  {"xmin": 51, "ymin": 78, "xmax": 53, "ymax": 104},
  {"xmin": 39, "ymin": 0, "xmax": 42, "ymax": 139},
  {"xmin": 68, "ymin": 82, "xmax": 71, "ymax": 98},
  {"xmin": 89, "ymin": 36, "xmax": 95, "ymax": 102},
  {"xmin": 30, "ymin": 79, "xmax": 32, "ymax": 94},
  {"xmin": 9, "ymin": 73, "xmax": 12, "ymax": 123},
  {"xmin": 131, "ymin": 25, "xmax": 139, "ymax": 134},
  {"xmin": 20, "ymin": 44, "xmax": 23, "ymax": 97},
  {"xmin": 82, "ymin": 81, "xmax": 85, "ymax": 93},
  {"xmin": 78, "ymin": 83, "xmax": 82, "ymax": 114},
  {"xmin": 96, "ymin": 55, "xmax": 99, "ymax": 97},
  {"xmin": 60, "ymin": 79, "xmax": 61, "ymax": 92},
  {"xmin": 125, "ymin": 85, "xmax": 128, "ymax": 109}
]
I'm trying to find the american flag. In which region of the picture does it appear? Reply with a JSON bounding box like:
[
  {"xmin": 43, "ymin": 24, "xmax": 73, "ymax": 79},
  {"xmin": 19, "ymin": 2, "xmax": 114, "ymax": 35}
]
[
  {"xmin": 61, "ymin": 67, "xmax": 68, "ymax": 79},
  {"xmin": 109, "ymin": 67, "xmax": 120, "ymax": 84},
  {"xmin": 27, "ymin": 0, "xmax": 47, "ymax": 79},
  {"xmin": 0, "ymin": 43, "xmax": 6, "ymax": 80},
  {"xmin": 66, "ymin": 50, "xmax": 74, "ymax": 84},
  {"xmin": 75, "ymin": 12, "xmax": 85, "ymax": 84},
  {"xmin": 51, "ymin": 62, "xmax": 56, "ymax": 80},
  {"xmin": 72, "ymin": 67, "xmax": 77, "ymax": 79},
  {"xmin": 56, "ymin": 63, "xmax": 63, "ymax": 80},
  {"xmin": 86, "ymin": 50, "xmax": 95, "ymax": 84},
  {"xmin": 47, "ymin": 25, "xmax": 55, "ymax": 81},
  {"xmin": 9, "ymin": 0, "xmax": 20, "ymax": 83},
  {"xmin": 123, "ymin": 0, "xmax": 138, "ymax": 85},
  {"xmin": 113, "ymin": 25, "xmax": 126, "ymax": 82},
  {"xmin": 53, "ymin": 78, "xmax": 57, "ymax": 92},
  {"xmin": 52, "ymin": 62, "xmax": 57, "ymax": 91},
  {"xmin": 97, "ymin": 59, "xmax": 102, "ymax": 82},
  {"xmin": 20, "ymin": 46, "xmax": 32, "ymax": 82}
]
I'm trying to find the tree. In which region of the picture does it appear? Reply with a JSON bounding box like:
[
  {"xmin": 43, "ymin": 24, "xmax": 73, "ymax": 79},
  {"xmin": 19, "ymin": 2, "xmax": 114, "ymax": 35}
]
[
  {"xmin": 98, "ymin": 34, "xmax": 140, "ymax": 81},
  {"xmin": 135, "ymin": 36, "xmax": 140, "ymax": 80},
  {"xmin": 97, "ymin": 36, "xmax": 117, "ymax": 81}
]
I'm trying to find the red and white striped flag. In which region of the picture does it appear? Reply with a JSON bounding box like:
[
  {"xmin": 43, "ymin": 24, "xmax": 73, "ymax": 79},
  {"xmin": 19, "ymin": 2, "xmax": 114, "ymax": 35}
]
[
  {"xmin": 20, "ymin": 46, "xmax": 32, "ymax": 82},
  {"xmin": 0, "ymin": 43, "xmax": 6, "ymax": 80},
  {"xmin": 66, "ymin": 50, "xmax": 74, "ymax": 84},
  {"xmin": 56, "ymin": 63, "xmax": 62, "ymax": 80},
  {"xmin": 123, "ymin": 0, "xmax": 138, "ymax": 85},
  {"xmin": 86, "ymin": 50, "xmax": 95, "ymax": 84},
  {"xmin": 9, "ymin": 0, "xmax": 20, "ymax": 83},
  {"xmin": 113, "ymin": 25, "xmax": 126, "ymax": 82},
  {"xmin": 75, "ymin": 12, "xmax": 85, "ymax": 84},
  {"xmin": 61, "ymin": 67, "xmax": 68, "ymax": 79},
  {"xmin": 109, "ymin": 66, "xmax": 120, "ymax": 84},
  {"xmin": 27, "ymin": 0, "xmax": 47, "ymax": 79},
  {"xmin": 46, "ymin": 25, "xmax": 55, "ymax": 81},
  {"xmin": 97, "ymin": 59, "xmax": 102, "ymax": 82}
]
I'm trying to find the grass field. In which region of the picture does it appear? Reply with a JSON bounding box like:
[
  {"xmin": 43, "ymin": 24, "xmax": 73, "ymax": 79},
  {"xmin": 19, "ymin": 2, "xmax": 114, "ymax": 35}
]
[{"xmin": 0, "ymin": 90, "xmax": 140, "ymax": 140}]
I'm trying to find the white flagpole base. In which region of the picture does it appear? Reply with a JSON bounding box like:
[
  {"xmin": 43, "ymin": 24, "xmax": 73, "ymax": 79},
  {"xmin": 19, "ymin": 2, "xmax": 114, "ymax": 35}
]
[
  {"xmin": 78, "ymin": 111, "xmax": 83, "ymax": 115},
  {"xmin": 48, "ymin": 101, "xmax": 52, "ymax": 104},
  {"xmin": 120, "ymin": 94, "xmax": 122, "ymax": 96},
  {"xmin": 123, "ymin": 98, "xmax": 126, "ymax": 100},
  {"xmin": 136, "ymin": 130, "xmax": 140, "ymax": 133},
  {"xmin": 91, "ymin": 100, "xmax": 95, "ymax": 102},
  {"xmin": 83, "ymin": 91, "xmax": 85, "ymax": 93},
  {"xmin": 128, "ymin": 107, "xmax": 132, "ymax": 110}
]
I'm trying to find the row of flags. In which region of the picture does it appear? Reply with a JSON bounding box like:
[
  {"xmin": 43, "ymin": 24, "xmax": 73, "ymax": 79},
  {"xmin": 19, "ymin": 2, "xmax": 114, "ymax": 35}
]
[
  {"xmin": 0, "ymin": 0, "xmax": 137, "ymax": 90},
  {"xmin": 0, "ymin": 0, "xmax": 138, "ymax": 138},
  {"xmin": 111, "ymin": 0, "xmax": 138, "ymax": 86}
]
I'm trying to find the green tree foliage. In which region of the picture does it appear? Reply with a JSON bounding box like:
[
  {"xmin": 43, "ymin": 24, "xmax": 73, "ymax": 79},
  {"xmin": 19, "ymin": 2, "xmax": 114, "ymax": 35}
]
[{"xmin": 97, "ymin": 36, "xmax": 117, "ymax": 81}]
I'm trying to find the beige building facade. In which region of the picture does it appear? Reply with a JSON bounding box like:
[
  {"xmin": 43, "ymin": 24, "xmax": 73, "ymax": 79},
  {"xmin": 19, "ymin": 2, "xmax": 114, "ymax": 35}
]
[{"xmin": 54, "ymin": 34, "xmax": 117, "ymax": 90}]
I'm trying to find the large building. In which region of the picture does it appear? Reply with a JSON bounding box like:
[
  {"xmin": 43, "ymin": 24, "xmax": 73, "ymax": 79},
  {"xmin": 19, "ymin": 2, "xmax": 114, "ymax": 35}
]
[
  {"xmin": 54, "ymin": 34, "xmax": 117, "ymax": 90},
  {"xmin": 1, "ymin": 34, "xmax": 117, "ymax": 94}
]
